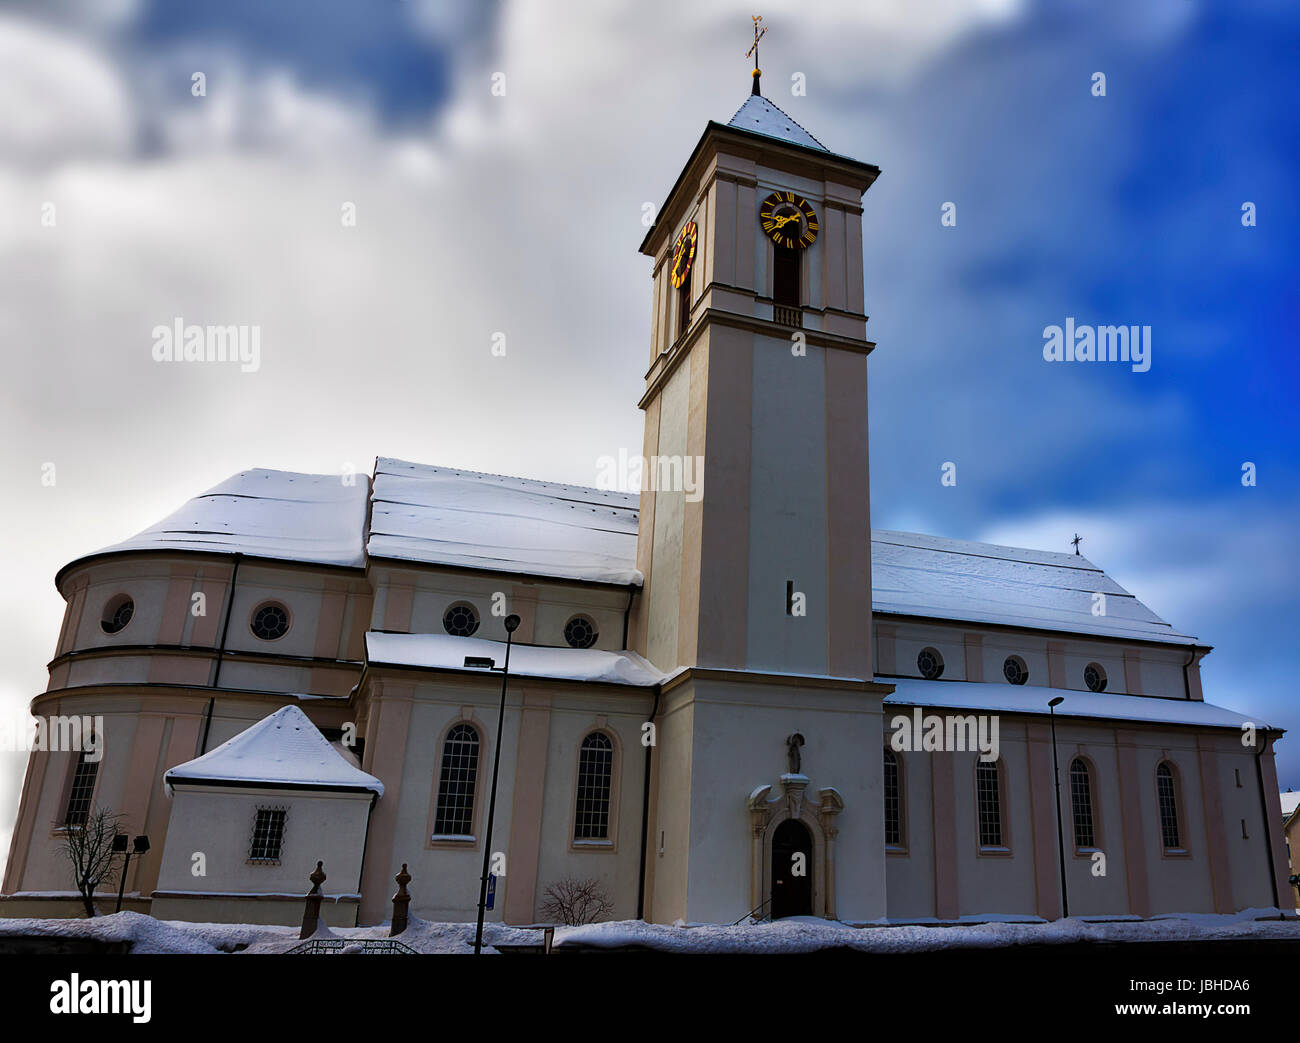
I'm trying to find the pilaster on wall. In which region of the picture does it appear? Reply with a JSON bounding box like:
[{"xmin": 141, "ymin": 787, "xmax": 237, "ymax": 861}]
[
  {"xmin": 357, "ymin": 683, "xmax": 413, "ymax": 924},
  {"xmin": 502, "ymin": 689, "xmax": 552, "ymax": 924},
  {"xmin": 1114, "ymin": 729, "xmax": 1150, "ymax": 917},
  {"xmin": 875, "ymin": 623, "xmax": 897, "ymax": 676},
  {"xmin": 963, "ymin": 633, "xmax": 983, "ymax": 682},
  {"xmin": 1122, "ymin": 651, "xmax": 1144, "ymax": 697},
  {"xmin": 931, "ymin": 753, "xmax": 959, "ymax": 919},
  {"xmin": 1, "ymin": 745, "xmax": 51, "ymax": 892},
  {"xmin": 1025, "ymin": 723, "xmax": 1061, "ymax": 920},
  {"xmin": 1195, "ymin": 736, "xmax": 1234, "ymax": 913},
  {"xmin": 1046, "ymin": 642, "xmax": 1066, "ymax": 690}
]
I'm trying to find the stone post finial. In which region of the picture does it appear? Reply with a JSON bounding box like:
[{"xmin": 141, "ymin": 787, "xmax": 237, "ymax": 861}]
[
  {"xmin": 390, "ymin": 863, "xmax": 412, "ymax": 937},
  {"xmin": 300, "ymin": 861, "xmax": 327, "ymax": 939}
]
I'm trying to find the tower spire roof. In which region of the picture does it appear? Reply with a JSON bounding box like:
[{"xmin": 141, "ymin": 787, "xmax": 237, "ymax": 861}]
[{"xmin": 726, "ymin": 93, "xmax": 829, "ymax": 153}]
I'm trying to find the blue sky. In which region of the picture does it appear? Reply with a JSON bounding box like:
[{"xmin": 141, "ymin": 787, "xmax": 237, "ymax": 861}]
[{"xmin": 0, "ymin": 0, "xmax": 1296, "ymax": 873}]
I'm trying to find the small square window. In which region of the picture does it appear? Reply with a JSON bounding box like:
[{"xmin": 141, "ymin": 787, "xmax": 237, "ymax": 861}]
[{"xmin": 249, "ymin": 807, "xmax": 287, "ymax": 863}]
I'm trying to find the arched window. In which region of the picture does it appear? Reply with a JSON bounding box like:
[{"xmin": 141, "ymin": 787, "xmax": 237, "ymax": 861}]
[
  {"xmin": 1069, "ymin": 758, "xmax": 1096, "ymax": 849},
  {"xmin": 1156, "ymin": 761, "xmax": 1181, "ymax": 850},
  {"xmin": 574, "ymin": 732, "xmax": 614, "ymax": 841},
  {"xmin": 63, "ymin": 745, "xmax": 100, "ymax": 827},
  {"xmin": 432, "ymin": 724, "xmax": 480, "ymax": 838},
  {"xmin": 883, "ymin": 749, "xmax": 903, "ymax": 847},
  {"xmin": 976, "ymin": 759, "xmax": 1003, "ymax": 848}
]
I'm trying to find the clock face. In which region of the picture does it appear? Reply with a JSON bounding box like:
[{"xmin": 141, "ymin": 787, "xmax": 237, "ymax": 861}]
[
  {"xmin": 760, "ymin": 191, "xmax": 818, "ymax": 249},
  {"xmin": 671, "ymin": 221, "xmax": 698, "ymax": 289}
]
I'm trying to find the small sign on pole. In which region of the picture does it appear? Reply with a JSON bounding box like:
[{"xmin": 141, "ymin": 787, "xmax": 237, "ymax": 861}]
[{"xmin": 486, "ymin": 873, "xmax": 497, "ymax": 911}]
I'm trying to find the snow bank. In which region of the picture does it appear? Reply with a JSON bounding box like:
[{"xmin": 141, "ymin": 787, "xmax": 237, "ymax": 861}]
[{"xmin": 555, "ymin": 909, "xmax": 1300, "ymax": 954}]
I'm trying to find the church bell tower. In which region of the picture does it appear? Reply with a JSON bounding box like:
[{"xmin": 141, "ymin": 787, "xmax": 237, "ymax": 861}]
[
  {"xmin": 630, "ymin": 42, "xmax": 894, "ymax": 926},
  {"xmin": 629, "ymin": 69, "xmax": 882, "ymax": 680}
]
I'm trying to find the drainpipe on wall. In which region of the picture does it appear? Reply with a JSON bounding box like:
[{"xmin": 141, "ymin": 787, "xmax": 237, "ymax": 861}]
[
  {"xmin": 636, "ymin": 684, "xmax": 661, "ymax": 921},
  {"xmin": 201, "ymin": 552, "xmax": 243, "ymax": 754},
  {"xmin": 1182, "ymin": 646, "xmax": 1196, "ymax": 700},
  {"xmin": 1253, "ymin": 731, "xmax": 1282, "ymax": 912},
  {"xmin": 621, "ymin": 583, "xmax": 635, "ymax": 650}
]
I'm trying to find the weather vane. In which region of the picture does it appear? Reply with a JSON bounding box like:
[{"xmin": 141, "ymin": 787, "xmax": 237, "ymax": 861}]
[
  {"xmin": 1071, "ymin": 533, "xmax": 1083, "ymax": 556},
  {"xmin": 747, "ymin": 15, "xmax": 767, "ymax": 95}
]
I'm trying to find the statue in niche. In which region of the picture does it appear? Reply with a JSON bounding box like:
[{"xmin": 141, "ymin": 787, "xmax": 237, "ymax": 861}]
[{"xmin": 785, "ymin": 732, "xmax": 805, "ymax": 775}]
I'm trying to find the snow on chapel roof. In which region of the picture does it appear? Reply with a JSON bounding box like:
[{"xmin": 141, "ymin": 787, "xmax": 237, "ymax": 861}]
[
  {"xmin": 727, "ymin": 93, "xmax": 829, "ymax": 152},
  {"xmin": 165, "ymin": 705, "xmax": 383, "ymax": 795}
]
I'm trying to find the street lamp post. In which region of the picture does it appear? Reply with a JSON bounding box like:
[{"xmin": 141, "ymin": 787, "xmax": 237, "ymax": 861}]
[
  {"xmin": 1047, "ymin": 696, "xmax": 1069, "ymax": 919},
  {"xmin": 473, "ymin": 613, "xmax": 520, "ymax": 955},
  {"xmin": 113, "ymin": 834, "xmax": 151, "ymax": 914}
]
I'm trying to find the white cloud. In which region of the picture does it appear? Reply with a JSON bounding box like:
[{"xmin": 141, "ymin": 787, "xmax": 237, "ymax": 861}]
[{"xmin": 0, "ymin": 17, "xmax": 133, "ymax": 166}]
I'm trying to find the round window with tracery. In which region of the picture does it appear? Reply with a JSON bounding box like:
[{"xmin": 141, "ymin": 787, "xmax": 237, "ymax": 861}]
[
  {"xmin": 250, "ymin": 602, "xmax": 290, "ymax": 641},
  {"xmin": 1003, "ymin": 655, "xmax": 1028, "ymax": 686},
  {"xmin": 564, "ymin": 615, "xmax": 598, "ymax": 649},
  {"xmin": 442, "ymin": 602, "xmax": 480, "ymax": 637},
  {"xmin": 1084, "ymin": 662, "xmax": 1107, "ymax": 692},
  {"xmin": 101, "ymin": 595, "xmax": 134, "ymax": 635},
  {"xmin": 917, "ymin": 647, "xmax": 944, "ymax": 680}
]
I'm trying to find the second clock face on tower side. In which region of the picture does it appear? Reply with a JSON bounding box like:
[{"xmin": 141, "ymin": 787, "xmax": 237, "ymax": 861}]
[
  {"xmin": 671, "ymin": 221, "xmax": 698, "ymax": 289},
  {"xmin": 760, "ymin": 191, "xmax": 818, "ymax": 249}
]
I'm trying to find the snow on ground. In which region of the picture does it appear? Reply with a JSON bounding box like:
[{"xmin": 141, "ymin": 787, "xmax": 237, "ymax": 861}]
[
  {"xmin": 554, "ymin": 909, "xmax": 1300, "ymax": 954},
  {"xmin": 0, "ymin": 911, "xmax": 298, "ymax": 954},
  {"xmin": 2, "ymin": 909, "xmax": 1297, "ymax": 954}
]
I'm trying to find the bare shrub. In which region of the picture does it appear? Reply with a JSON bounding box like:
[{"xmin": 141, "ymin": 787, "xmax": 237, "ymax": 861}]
[{"xmin": 539, "ymin": 877, "xmax": 614, "ymax": 925}]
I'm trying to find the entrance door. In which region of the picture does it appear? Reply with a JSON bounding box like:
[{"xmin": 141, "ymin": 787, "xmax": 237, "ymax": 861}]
[{"xmin": 771, "ymin": 818, "xmax": 813, "ymax": 919}]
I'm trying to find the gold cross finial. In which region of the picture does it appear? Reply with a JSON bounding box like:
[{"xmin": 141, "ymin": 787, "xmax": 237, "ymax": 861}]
[{"xmin": 747, "ymin": 15, "xmax": 767, "ymax": 95}]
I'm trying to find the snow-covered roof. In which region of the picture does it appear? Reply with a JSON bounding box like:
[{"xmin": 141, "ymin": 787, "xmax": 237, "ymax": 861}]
[
  {"xmin": 366, "ymin": 631, "xmax": 664, "ymax": 688},
  {"xmin": 871, "ymin": 530, "xmax": 1195, "ymax": 645},
  {"xmin": 165, "ymin": 705, "xmax": 384, "ymax": 795},
  {"xmin": 727, "ymin": 94, "xmax": 829, "ymax": 152},
  {"xmin": 76, "ymin": 469, "xmax": 368, "ymax": 571},
  {"xmin": 884, "ymin": 677, "xmax": 1269, "ymax": 731},
  {"xmin": 70, "ymin": 461, "xmax": 1195, "ymax": 647},
  {"xmin": 367, "ymin": 457, "xmax": 642, "ymax": 585},
  {"xmin": 1281, "ymin": 790, "xmax": 1300, "ymax": 821}
]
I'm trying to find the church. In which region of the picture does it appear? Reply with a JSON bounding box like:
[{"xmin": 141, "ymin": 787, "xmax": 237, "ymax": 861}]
[{"xmin": 2, "ymin": 72, "xmax": 1292, "ymax": 929}]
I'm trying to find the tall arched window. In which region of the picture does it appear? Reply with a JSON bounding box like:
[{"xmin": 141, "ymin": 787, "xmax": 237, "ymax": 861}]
[
  {"xmin": 1069, "ymin": 758, "xmax": 1096, "ymax": 849},
  {"xmin": 63, "ymin": 745, "xmax": 100, "ymax": 827},
  {"xmin": 1156, "ymin": 761, "xmax": 1181, "ymax": 850},
  {"xmin": 976, "ymin": 759, "xmax": 1003, "ymax": 848},
  {"xmin": 883, "ymin": 749, "xmax": 903, "ymax": 847},
  {"xmin": 574, "ymin": 732, "xmax": 614, "ymax": 841},
  {"xmin": 432, "ymin": 724, "xmax": 480, "ymax": 837}
]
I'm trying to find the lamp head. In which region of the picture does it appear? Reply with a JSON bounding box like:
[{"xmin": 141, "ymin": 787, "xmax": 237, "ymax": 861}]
[
  {"xmin": 504, "ymin": 614, "xmax": 521, "ymax": 634},
  {"xmin": 132, "ymin": 835, "xmax": 150, "ymax": 854},
  {"xmin": 1048, "ymin": 696, "xmax": 1064, "ymax": 708},
  {"xmin": 111, "ymin": 833, "xmax": 129, "ymax": 853}
]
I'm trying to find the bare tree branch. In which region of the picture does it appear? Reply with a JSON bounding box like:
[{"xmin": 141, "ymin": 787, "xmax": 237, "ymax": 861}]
[
  {"xmin": 539, "ymin": 877, "xmax": 615, "ymax": 925},
  {"xmin": 58, "ymin": 808, "xmax": 125, "ymax": 917}
]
